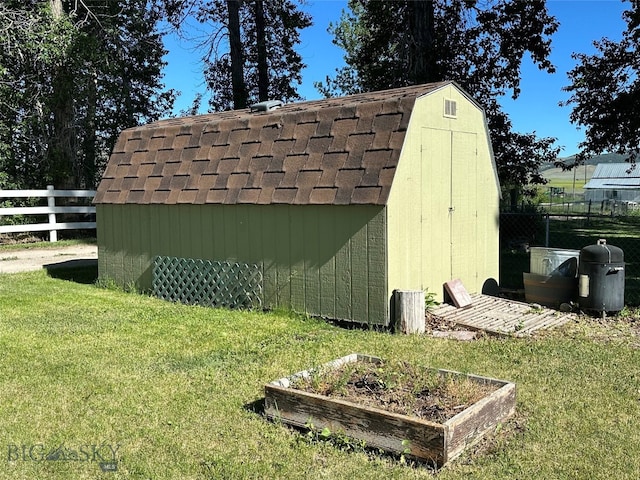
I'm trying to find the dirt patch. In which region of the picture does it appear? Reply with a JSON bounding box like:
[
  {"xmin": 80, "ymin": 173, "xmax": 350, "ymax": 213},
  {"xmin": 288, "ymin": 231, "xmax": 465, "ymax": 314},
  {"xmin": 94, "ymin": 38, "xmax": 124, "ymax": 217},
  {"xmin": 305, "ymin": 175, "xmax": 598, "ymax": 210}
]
[
  {"xmin": 290, "ymin": 360, "xmax": 498, "ymax": 423},
  {"xmin": 0, "ymin": 244, "xmax": 97, "ymax": 274},
  {"xmin": 426, "ymin": 311, "xmax": 482, "ymax": 341}
]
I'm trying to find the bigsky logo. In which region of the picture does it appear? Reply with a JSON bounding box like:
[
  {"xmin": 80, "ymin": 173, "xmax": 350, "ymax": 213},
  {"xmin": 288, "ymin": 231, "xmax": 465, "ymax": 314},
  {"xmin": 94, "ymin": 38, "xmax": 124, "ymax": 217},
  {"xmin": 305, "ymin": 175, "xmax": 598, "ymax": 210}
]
[{"xmin": 7, "ymin": 443, "xmax": 119, "ymax": 472}]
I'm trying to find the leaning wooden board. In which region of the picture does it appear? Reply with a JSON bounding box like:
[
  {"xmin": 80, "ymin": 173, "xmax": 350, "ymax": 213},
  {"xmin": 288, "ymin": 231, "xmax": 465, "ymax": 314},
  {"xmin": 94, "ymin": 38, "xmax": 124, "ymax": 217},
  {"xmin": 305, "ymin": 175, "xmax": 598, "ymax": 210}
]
[{"xmin": 264, "ymin": 354, "xmax": 516, "ymax": 467}]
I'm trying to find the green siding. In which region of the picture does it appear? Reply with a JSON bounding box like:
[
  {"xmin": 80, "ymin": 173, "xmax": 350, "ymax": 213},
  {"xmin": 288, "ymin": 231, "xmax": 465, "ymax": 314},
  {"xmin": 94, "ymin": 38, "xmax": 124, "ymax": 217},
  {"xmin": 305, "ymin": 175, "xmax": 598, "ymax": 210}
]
[
  {"xmin": 334, "ymin": 211, "xmax": 352, "ymax": 320},
  {"xmin": 260, "ymin": 208, "xmax": 278, "ymax": 307},
  {"xmin": 303, "ymin": 210, "xmax": 320, "ymax": 314},
  {"xmin": 97, "ymin": 204, "xmax": 389, "ymax": 325},
  {"xmin": 366, "ymin": 210, "xmax": 387, "ymax": 322},
  {"xmin": 351, "ymin": 223, "xmax": 368, "ymax": 324},
  {"xmin": 274, "ymin": 208, "xmax": 292, "ymax": 308}
]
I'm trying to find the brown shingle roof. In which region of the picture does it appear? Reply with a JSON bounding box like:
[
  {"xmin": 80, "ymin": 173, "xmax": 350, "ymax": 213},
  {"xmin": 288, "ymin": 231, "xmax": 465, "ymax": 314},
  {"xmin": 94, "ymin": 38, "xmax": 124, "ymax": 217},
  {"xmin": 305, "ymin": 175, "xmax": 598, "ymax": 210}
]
[{"xmin": 95, "ymin": 82, "xmax": 448, "ymax": 206}]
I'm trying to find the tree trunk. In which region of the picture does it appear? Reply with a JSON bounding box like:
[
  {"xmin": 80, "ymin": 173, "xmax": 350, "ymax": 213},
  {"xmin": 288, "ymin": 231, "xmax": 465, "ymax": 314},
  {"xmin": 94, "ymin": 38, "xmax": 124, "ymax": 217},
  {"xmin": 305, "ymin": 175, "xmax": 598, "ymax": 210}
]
[
  {"xmin": 408, "ymin": 0, "xmax": 436, "ymax": 84},
  {"xmin": 49, "ymin": 0, "xmax": 76, "ymax": 187},
  {"xmin": 82, "ymin": 68, "xmax": 97, "ymax": 188},
  {"xmin": 50, "ymin": 0, "xmax": 63, "ymax": 19},
  {"xmin": 50, "ymin": 68, "xmax": 76, "ymax": 188},
  {"xmin": 254, "ymin": 0, "xmax": 269, "ymax": 101},
  {"xmin": 510, "ymin": 187, "xmax": 519, "ymax": 212},
  {"xmin": 227, "ymin": 0, "xmax": 247, "ymax": 109}
]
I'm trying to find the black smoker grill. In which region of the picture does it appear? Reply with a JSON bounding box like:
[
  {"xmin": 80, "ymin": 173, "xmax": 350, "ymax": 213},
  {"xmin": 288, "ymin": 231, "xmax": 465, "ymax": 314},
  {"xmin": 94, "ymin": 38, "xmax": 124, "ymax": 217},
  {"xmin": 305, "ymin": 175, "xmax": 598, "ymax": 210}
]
[{"xmin": 578, "ymin": 239, "xmax": 625, "ymax": 315}]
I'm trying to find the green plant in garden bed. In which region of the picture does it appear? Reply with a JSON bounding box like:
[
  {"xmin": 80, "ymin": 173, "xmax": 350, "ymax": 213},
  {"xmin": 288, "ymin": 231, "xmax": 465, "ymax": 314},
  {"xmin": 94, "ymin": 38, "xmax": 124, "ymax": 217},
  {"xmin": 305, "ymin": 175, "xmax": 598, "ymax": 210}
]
[{"xmin": 1, "ymin": 269, "xmax": 640, "ymax": 478}]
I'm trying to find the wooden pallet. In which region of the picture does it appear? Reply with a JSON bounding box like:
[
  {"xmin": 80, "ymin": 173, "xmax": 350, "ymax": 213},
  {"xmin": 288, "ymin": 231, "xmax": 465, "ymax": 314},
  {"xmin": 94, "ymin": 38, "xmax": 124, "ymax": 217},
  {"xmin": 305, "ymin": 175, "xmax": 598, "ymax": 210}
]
[{"xmin": 430, "ymin": 293, "xmax": 576, "ymax": 337}]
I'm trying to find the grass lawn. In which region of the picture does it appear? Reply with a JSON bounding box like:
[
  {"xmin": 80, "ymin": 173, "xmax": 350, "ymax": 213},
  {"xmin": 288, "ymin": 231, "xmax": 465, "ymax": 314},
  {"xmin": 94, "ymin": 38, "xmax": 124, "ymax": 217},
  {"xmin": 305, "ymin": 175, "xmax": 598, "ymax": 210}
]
[
  {"xmin": 0, "ymin": 238, "xmax": 96, "ymax": 250},
  {"xmin": 1, "ymin": 269, "xmax": 640, "ymax": 479}
]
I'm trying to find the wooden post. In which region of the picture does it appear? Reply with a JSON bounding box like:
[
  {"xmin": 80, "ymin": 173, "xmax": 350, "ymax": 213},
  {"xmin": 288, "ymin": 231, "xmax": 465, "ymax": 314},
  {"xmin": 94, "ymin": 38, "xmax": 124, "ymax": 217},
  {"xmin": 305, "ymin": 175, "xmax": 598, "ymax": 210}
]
[
  {"xmin": 47, "ymin": 185, "xmax": 57, "ymax": 242},
  {"xmin": 394, "ymin": 290, "xmax": 425, "ymax": 334}
]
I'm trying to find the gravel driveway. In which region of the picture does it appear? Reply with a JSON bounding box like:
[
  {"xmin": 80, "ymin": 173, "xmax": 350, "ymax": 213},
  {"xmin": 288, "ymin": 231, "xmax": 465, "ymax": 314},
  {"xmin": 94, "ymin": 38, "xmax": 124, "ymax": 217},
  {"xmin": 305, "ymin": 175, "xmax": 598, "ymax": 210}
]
[{"xmin": 0, "ymin": 244, "xmax": 98, "ymax": 274}]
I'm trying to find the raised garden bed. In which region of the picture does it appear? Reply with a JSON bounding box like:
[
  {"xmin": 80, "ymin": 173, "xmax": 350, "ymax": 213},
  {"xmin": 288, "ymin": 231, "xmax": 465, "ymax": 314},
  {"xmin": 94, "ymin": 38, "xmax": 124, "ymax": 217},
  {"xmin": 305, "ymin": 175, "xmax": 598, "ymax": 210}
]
[{"xmin": 264, "ymin": 354, "xmax": 516, "ymax": 467}]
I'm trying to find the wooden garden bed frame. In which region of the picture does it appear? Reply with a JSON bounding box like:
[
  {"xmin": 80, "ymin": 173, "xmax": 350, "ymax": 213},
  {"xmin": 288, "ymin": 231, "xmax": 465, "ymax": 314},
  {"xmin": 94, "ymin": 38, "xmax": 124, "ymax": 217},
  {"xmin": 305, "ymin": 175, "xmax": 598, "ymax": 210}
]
[{"xmin": 264, "ymin": 354, "xmax": 516, "ymax": 467}]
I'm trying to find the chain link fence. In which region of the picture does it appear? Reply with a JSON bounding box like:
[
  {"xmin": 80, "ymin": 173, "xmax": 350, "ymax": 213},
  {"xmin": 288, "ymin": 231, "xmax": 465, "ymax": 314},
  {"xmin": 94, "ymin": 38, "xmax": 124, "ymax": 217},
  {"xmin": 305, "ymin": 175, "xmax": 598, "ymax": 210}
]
[{"xmin": 500, "ymin": 212, "xmax": 640, "ymax": 306}]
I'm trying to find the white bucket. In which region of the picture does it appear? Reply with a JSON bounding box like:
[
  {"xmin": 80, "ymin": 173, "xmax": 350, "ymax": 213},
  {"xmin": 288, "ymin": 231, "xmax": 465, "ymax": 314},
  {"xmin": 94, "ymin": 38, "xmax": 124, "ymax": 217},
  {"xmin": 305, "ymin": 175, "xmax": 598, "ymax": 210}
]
[{"xmin": 530, "ymin": 247, "xmax": 580, "ymax": 277}]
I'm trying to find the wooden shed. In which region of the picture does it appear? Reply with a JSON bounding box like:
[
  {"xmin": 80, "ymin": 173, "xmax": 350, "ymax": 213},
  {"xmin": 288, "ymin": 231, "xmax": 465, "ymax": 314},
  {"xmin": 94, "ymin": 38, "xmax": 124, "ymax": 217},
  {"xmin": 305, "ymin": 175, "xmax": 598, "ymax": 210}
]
[{"xmin": 94, "ymin": 81, "xmax": 500, "ymax": 327}]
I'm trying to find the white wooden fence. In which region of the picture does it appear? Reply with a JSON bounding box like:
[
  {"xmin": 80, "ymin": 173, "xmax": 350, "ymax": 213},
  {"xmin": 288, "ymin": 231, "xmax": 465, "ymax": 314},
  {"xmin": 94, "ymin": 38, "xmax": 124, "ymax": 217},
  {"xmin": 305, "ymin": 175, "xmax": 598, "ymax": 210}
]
[{"xmin": 0, "ymin": 185, "xmax": 96, "ymax": 242}]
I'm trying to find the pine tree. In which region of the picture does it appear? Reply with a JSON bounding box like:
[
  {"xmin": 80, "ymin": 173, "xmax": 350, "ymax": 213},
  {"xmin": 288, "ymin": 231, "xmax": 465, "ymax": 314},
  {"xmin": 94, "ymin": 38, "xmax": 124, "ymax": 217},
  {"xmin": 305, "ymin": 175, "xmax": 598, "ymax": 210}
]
[
  {"xmin": 164, "ymin": 0, "xmax": 311, "ymax": 112},
  {"xmin": 318, "ymin": 0, "xmax": 561, "ymax": 201}
]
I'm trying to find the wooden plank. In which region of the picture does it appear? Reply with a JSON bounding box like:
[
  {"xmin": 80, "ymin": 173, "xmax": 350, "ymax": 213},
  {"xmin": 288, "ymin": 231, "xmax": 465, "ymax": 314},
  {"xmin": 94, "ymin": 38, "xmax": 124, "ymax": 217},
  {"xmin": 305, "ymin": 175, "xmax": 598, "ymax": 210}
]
[
  {"xmin": 0, "ymin": 221, "xmax": 96, "ymax": 234},
  {"xmin": 208, "ymin": 206, "xmax": 224, "ymax": 259},
  {"xmin": 96, "ymin": 205, "xmax": 107, "ymax": 279},
  {"xmin": 223, "ymin": 205, "xmax": 238, "ymax": 260},
  {"xmin": 245, "ymin": 205, "xmax": 265, "ymax": 307},
  {"xmin": 274, "ymin": 206, "xmax": 292, "ymax": 309},
  {"xmin": 260, "ymin": 207, "xmax": 278, "ymax": 309},
  {"xmin": 519, "ymin": 314, "xmax": 572, "ymax": 334},
  {"xmin": 436, "ymin": 294, "xmax": 494, "ymax": 314},
  {"xmin": 445, "ymin": 380, "xmax": 516, "ymax": 463},
  {"xmin": 430, "ymin": 294, "xmax": 576, "ymax": 337},
  {"xmin": 129, "ymin": 204, "xmax": 149, "ymax": 288},
  {"xmin": 190, "ymin": 205, "xmax": 204, "ymax": 259},
  {"xmin": 0, "ymin": 206, "xmax": 95, "ymax": 215},
  {"xmin": 179, "ymin": 205, "xmax": 195, "ymax": 259},
  {"xmin": 303, "ymin": 207, "xmax": 320, "ymax": 315},
  {"xmin": 318, "ymin": 208, "xmax": 336, "ymax": 319},
  {"xmin": 289, "ymin": 207, "xmax": 306, "ymax": 313},
  {"xmin": 334, "ymin": 210, "xmax": 352, "ymax": 321},
  {"xmin": 110, "ymin": 205, "xmax": 125, "ymax": 286},
  {"xmin": 441, "ymin": 305, "xmax": 494, "ymax": 324},
  {"xmin": 168, "ymin": 205, "xmax": 182, "ymax": 256},
  {"xmin": 350, "ymin": 219, "xmax": 369, "ymax": 324},
  {"xmin": 148, "ymin": 204, "xmax": 162, "ymax": 262},
  {"xmin": 236, "ymin": 204, "xmax": 251, "ymax": 263},
  {"xmin": 0, "ymin": 188, "xmax": 95, "ymax": 198},
  {"xmin": 265, "ymin": 384, "xmax": 446, "ymax": 465},
  {"xmin": 128, "ymin": 205, "xmax": 142, "ymax": 283},
  {"xmin": 367, "ymin": 208, "xmax": 388, "ymax": 326},
  {"xmin": 97, "ymin": 206, "xmax": 116, "ymax": 283}
]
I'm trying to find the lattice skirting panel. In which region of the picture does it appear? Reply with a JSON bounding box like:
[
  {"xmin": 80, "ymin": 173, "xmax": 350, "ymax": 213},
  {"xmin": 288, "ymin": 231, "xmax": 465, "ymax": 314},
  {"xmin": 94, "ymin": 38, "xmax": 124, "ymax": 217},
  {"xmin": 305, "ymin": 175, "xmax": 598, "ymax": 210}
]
[{"xmin": 153, "ymin": 256, "xmax": 263, "ymax": 310}]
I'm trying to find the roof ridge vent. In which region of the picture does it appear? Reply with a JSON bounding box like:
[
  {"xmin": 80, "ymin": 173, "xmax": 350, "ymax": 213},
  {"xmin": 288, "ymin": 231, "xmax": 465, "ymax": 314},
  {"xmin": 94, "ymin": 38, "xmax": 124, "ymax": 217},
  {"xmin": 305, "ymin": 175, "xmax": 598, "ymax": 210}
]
[{"xmin": 250, "ymin": 100, "xmax": 283, "ymax": 112}]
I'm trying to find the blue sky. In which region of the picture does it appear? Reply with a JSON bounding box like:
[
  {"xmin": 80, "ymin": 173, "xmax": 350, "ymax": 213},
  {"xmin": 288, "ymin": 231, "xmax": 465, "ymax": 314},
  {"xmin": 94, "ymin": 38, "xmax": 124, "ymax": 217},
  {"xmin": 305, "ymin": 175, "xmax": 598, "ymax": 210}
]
[{"xmin": 162, "ymin": 0, "xmax": 630, "ymax": 158}]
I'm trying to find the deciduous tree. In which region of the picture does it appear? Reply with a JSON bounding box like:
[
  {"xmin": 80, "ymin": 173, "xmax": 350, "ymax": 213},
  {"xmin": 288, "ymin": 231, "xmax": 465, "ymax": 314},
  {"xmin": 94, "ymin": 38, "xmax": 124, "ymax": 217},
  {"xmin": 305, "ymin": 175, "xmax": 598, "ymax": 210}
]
[
  {"xmin": 0, "ymin": 1, "xmax": 174, "ymax": 188},
  {"xmin": 564, "ymin": 0, "xmax": 640, "ymax": 165}
]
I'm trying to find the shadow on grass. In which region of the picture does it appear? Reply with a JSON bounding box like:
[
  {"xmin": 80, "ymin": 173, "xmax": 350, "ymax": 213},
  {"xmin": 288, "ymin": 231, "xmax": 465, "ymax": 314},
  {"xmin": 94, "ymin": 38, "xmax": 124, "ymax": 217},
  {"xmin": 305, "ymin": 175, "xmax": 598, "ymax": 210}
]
[
  {"xmin": 244, "ymin": 398, "xmax": 266, "ymax": 416},
  {"xmin": 45, "ymin": 260, "xmax": 98, "ymax": 285}
]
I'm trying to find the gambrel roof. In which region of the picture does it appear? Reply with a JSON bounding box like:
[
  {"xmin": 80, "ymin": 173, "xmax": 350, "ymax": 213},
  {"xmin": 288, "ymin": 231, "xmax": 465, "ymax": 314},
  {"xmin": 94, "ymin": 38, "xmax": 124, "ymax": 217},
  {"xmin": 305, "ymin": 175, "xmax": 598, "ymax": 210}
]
[{"xmin": 94, "ymin": 82, "xmax": 452, "ymax": 206}]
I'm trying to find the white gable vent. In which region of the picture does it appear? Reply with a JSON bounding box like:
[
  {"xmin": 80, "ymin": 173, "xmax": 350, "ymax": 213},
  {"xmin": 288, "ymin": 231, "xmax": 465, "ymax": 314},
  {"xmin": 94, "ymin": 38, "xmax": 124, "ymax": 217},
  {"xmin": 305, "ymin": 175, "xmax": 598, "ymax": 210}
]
[
  {"xmin": 444, "ymin": 98, "xmax": 457, "ymax": 118},
  {"xmin": 250, "ymin": 100, "xmax": 283, "ymax": 112}
]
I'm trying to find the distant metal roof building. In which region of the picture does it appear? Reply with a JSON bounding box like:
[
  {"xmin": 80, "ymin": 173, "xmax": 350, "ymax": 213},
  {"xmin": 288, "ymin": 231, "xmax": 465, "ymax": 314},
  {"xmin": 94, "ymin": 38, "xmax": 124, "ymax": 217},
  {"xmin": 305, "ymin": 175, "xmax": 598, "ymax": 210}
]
[{"xmin": 583, "ymin": 163, "xmax": 640, "ymax": 190}]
